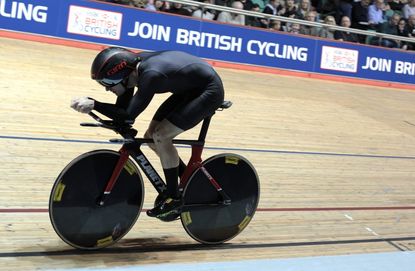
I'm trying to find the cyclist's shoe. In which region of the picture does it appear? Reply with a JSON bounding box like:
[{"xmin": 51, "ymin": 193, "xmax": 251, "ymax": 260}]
[{"xmin": 146, "ymin": 197, "xmax": 183, "ymax": 219}]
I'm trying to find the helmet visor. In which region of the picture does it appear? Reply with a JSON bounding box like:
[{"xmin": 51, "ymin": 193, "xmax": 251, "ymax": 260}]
[{"xmin": 97, "ymin": 78, "xmax": 123, "ymax": 87}]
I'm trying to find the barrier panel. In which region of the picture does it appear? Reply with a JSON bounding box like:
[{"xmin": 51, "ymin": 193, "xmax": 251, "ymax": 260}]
[{"xmin": 0, "ymin": 0, "xmax": 414, "ymax": 85}]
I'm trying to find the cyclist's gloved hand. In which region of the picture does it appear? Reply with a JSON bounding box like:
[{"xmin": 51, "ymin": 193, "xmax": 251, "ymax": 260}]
[{"xmin": 70, "ymin": 97, "xmax": 94, "ymax": 114}]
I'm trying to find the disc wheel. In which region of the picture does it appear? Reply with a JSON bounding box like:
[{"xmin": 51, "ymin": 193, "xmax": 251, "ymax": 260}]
[
  {"xmin": 181, "ymin": 153, "xmax": 259, "ymax": 244},
  {"xmin": 49, "ymin": 150, "xmax": 144, "ymax": 250}
]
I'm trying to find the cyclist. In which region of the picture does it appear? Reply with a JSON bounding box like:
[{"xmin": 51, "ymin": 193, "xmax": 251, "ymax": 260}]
[{"xmin": 70, "ymin": 47, "xmax": 225, "ymax": 219}]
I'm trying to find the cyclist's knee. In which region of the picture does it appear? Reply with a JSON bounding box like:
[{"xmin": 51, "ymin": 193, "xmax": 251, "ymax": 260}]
[
  {"xmin": 144, "ymin": 120, "xmax": 161, "ymax": 153},
  {"xmin": 152, "ymin": 120, "xmax": 183, "ymax": 168},
  {"xmin": 144, "ymin": 120, "xmax": 160, "ymax": 138},
  {"xmin": 153, "ymin": 120, "xmax": 183, "ymax": 145}
]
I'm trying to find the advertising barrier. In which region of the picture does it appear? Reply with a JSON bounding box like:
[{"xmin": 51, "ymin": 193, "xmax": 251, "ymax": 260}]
[{"xmin": 0, "ymin": 0, "xmax": 414, "ymax": 85}]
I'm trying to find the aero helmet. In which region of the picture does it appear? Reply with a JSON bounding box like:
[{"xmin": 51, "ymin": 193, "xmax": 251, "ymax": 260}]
[{"xmin": 91, "ymin": 47, "xmax": 139, "ymax": 87}]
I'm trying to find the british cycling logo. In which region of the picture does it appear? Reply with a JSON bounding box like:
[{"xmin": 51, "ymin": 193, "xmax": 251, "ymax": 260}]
[
  {"xmin": 0, "ymin": 0, "xmax": 48, "ymax": 23},
  {"xmin": 320, "ymin": 46, "xmax": 358, "ymax": 73},
  {"xmin": 67, "ymin": 5, "xmax": 122, "ymax": 40}
]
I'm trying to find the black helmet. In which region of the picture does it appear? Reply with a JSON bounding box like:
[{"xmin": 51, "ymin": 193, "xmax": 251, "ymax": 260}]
[{"xmin": 91, "ymin": 47, "xmax": 139, "ymax": 87}]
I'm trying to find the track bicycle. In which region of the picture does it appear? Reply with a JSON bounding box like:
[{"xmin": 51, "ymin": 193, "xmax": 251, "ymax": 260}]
[{"xmin": 49, "ymin": 101, "xmax": 260, "ymax": 250}]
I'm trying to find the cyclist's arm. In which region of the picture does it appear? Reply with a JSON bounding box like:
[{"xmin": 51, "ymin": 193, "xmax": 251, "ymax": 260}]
[
  {"xmin": 93, "ymin": 88, "xmax": 134, "ymax": 122},
  {"xmin": 93, "ymin": 70, "xmax": 164, "ymax": 122},
  {"xmin": 116, "ymin": 87, "xmax": 134, "ymax": 108}
]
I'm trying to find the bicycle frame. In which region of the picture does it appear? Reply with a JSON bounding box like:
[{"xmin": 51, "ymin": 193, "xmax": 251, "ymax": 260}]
[
  {"xmin": 98, "ymin": 115, "xmax": 230, "ymax": 206},
  {"xmin": 49, "ymin": 100, "xmax": 259, "ymax": 249}
]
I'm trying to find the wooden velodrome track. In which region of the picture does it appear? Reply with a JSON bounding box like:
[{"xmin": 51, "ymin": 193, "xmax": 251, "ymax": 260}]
[{"xmin": 0, "ymin": 36, "xmax": 415, "ymax": 270}]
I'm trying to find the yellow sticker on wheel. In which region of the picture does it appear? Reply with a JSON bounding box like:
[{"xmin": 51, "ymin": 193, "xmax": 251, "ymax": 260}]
[
  {"xmin": 96, "ymin": 235, "xmax": 113, "ymax": 247},
  {"xmin": 182, "ymin": 211, "xmax": 192, "ymax": 226},
  {"xmin": 238, "ymin": 216, "xmax": 251, "ymax": 231},
  {"xmin": 225, "ymin": 156, "xmax": 239, "ymax": 165},
  {"xmin": 124, "ymin": 160, "xmax": 136, "ymax": 176},
  {"xmin": 53, "ymin": 182, "xmax": 66, "ymax": 202}
]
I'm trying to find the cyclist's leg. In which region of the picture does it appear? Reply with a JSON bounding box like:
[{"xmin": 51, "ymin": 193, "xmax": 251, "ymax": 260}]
[
  {"xmin": 144, "ymin": 120, "xmax": 187, "ymax": 176},
  {"xmin": 155, "ymin": 80, "xmax": 224, "ymax": 195},
  {"xmin": 143, "ymin": 120, "xmax": 159, "ymax": 153},
  {"xmin": 146, "ymin": 119, "xmax": 184, "ymax": 218},
  {"xmin": 148, "ymin": 74, "xmax": 224, "ymax": 218},
  {"xmin": 144, "ymin": 94, "xmax": 182, "ymax": 154},
  {"xmin": 166, "ymin": 77, "xmax": 224, "ymax": 131},
  {"xmin": 152, "ymin": 120, "xmax": 183, "ymax": 198},
  {"xmin": 144, "ymin": 94, "xmax": 187, "ymax": 175}
]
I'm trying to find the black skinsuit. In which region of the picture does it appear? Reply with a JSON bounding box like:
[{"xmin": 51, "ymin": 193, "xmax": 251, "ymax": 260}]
[{"xmin": 94, "ymin": 50, "xmax": 225, "ymax": 130}]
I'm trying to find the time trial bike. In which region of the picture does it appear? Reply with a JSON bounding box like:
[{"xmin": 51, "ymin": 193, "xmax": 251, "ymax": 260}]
[{"xmin": 49, "ymin": 101, "xmax": 260, "ymax": 250}]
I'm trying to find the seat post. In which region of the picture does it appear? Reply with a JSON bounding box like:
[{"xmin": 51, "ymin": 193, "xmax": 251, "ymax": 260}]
[
  {"xmin": 198, "ymin": 116, "xmax": 212, "ymax": 142},
  {"xmin": 196, "ymin": 101, "xmax": 231, "ymax": 143}
]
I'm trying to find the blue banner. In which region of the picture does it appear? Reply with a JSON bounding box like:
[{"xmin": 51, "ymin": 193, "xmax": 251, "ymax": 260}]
[
  {"xmin": 1, "ymin": 0, "xmax": 414, "ymax": 85},
  {"xmin": 316, "ymin": 40, "xmax": 415, "ymax": 84},
  {"xmin": 0, "ymin": 0, "xmax": 60, "ymax": 35}
]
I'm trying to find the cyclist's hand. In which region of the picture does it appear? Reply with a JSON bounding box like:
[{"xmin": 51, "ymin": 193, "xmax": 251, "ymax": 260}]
[{"xmin": 70, "ymin": 97, "xmax": 94, "ymax": 114}]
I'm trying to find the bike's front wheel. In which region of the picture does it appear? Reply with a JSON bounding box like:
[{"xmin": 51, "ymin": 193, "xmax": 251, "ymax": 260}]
[
  {"xmin": 181, "ymin": 153, "xmax": 260, "ymax": 244},
  {"xmin": 49, "ymin": 150, "xmax": 144, "ymax": 250}
]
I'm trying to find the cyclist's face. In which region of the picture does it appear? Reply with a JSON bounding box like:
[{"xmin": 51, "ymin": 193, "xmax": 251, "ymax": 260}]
[{"xmin": 106, "ymin": 81, "xmax": 126, "ymax": 96}]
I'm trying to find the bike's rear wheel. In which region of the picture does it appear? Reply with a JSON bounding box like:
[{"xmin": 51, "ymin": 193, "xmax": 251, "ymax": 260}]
[
  {"xmin": 181, "ymin": 153, "xmax": 259, "ymax": 244},
  {"xmin": 49, "ymin": 150, "xmax": 144, "ymax": 250}
]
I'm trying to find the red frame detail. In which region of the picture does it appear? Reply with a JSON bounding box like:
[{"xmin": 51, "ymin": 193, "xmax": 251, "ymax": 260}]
[
  {"xmin": 179, "ymin": 145, "xmax": 204, "ymax": 188},
  {"xmin": 103, "ymin": 146, "xmax": 130, "ymax": 194}
]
